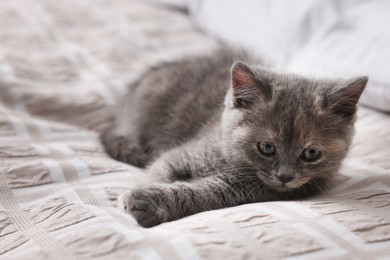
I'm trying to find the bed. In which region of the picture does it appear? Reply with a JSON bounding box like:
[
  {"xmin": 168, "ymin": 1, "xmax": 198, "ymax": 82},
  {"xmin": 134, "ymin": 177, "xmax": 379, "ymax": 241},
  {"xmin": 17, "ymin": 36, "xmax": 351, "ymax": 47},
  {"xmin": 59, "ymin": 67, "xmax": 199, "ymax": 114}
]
[{"xmin": 1, "ymin": 0, "xmax": 389, "ymax": 259}]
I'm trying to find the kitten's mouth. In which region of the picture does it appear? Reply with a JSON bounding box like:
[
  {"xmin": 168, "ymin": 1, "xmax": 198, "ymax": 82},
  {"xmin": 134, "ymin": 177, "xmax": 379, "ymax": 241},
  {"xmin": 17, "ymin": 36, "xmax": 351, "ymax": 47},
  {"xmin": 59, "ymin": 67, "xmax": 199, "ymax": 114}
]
[
  {"xmin": 257, "ymin": 172, "xmax": 311, "ymax": 192},
  {"xmin": 273, "ymin": 182, "xmax": 302, "ymax": 192},
  {"xmin": 286, "ymin": 177, "xmax": 311, "ymax": 188},
  {"xmin": 276, "ymin": 177, "xmax": 312, "ymax": 191}
]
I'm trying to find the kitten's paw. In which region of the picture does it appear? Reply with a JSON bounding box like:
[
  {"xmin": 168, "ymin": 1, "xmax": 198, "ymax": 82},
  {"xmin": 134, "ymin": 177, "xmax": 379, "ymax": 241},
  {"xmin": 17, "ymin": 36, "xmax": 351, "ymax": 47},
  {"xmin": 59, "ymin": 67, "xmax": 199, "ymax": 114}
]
[
  {"xmin": 101, "ymin": 131, "xmax": 150, "ymax": 167},
  {"xmin": 118, "ymin": 189, "xmax": 168, "ymax": 228}
]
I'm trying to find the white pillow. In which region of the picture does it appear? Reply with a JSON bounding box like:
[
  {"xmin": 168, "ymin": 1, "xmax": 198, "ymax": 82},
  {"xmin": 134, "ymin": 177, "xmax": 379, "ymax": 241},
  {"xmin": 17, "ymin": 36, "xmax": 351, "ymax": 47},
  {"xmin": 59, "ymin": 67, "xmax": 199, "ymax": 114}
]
[
  {"xmin": 189, "ymin": 0, "xmax": 390, "ymax": 112},
  {"xmin": 189, "ymin": 0, "xmax": 318, "ymax": 67},
  {"xmin": 147, "ymin": 0, "xmax": 187, "ymax": 9}
]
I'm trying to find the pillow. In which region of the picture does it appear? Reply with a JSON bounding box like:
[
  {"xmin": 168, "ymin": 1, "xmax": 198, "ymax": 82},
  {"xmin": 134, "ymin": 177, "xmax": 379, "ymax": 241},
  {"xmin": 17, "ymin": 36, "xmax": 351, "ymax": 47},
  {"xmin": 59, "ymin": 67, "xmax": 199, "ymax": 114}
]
[
  {"xmin": 147, "ymin": 0, "xmax": 187, "ymax": 9},
  {"xmin": 189, "ymin": 0, "xmax": 390, "ymax": 112}
]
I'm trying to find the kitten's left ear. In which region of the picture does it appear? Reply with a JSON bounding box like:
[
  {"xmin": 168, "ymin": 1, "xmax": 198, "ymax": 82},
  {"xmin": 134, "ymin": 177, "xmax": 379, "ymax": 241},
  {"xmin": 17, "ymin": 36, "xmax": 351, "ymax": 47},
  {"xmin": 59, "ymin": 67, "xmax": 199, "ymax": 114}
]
[
  {"xmin": 330, "ymin": 76, "xmax": 368, "ymax": 117},
  {"xmin": 230, "ymin": 62, "xmax": 272, "ymax": 108}
]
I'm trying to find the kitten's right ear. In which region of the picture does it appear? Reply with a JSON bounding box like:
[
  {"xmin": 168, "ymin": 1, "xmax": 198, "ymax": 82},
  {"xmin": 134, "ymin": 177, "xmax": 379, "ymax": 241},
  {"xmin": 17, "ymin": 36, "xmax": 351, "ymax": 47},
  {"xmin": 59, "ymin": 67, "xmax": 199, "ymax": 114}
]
[
  {"xmin": 329, "ymin": 76, "xmax": 368, "ymax": 118},
  {"xmin": 231, "ymin": 62, "xmax": 272, "ymax": 108}
]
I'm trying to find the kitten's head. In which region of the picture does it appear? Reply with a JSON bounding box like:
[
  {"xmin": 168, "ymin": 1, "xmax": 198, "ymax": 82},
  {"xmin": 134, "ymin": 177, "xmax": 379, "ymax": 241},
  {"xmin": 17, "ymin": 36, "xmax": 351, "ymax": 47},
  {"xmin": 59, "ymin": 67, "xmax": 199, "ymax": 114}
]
[{"xmin": 222, "ymin": 62, "xmax": 368, "ymax": 192}]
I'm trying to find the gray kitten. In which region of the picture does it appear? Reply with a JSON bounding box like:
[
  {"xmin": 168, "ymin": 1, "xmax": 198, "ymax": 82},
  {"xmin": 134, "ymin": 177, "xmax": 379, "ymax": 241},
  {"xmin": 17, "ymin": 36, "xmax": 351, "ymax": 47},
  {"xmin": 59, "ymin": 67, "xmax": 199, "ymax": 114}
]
[{"xmin": 101, "ymin": 49, "xmax": 367, "ymax": 227}]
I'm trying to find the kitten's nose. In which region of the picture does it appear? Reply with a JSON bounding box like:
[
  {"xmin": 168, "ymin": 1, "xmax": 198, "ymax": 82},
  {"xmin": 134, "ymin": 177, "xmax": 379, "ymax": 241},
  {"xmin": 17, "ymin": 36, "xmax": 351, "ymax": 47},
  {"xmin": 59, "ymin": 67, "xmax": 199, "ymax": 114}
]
[{"xmin": 277, "ymin": 173, "xmax": 294, "ymax": 183}]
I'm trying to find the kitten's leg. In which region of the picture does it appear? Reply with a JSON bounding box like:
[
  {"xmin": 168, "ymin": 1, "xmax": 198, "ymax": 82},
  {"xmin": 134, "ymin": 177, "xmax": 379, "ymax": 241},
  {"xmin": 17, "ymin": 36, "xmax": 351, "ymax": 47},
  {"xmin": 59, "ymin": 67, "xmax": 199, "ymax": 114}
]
[
  {"xmin": 101, "ymin": 127, "xmax": 151, "ymax": 168},
  {"xmin": 119, "ymin": 174, "xmax": 261, "ymax": 227},
  {"xmin": 144, "ymin": 141, "xmax": 222, "ymax": 182}
]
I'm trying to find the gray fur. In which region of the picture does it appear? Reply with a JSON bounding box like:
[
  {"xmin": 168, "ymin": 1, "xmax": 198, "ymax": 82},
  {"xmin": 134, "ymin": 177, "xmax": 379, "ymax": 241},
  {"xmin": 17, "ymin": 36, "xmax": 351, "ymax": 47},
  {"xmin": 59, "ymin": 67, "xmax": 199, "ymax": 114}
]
[{"xmin": 101, "ymin": 48, "xmax": 367, "ymax": 227}]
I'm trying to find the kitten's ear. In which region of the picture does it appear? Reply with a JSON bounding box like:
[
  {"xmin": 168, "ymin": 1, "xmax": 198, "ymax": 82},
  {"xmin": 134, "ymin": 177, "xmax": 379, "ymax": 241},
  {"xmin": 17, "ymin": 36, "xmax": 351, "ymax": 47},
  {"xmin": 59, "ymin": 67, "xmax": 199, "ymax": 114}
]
[
  {"xmin": 330, "ymin": 76, "xmax": 368, "ymax": 117},
  {"xmin": 230, "ymin": 62, "xmax": 272, "ymax": 108}
]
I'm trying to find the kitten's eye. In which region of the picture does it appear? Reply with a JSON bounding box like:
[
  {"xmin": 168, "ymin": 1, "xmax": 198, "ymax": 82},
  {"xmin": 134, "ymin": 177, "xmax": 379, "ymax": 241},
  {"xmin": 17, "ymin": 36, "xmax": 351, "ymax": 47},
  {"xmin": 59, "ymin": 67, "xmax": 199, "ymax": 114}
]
[
  {"xmin": 301, "ymin": 148, "xmax": 321, "ymax": 162},
  {"xmin": 257, "ymin": 142, "xmax": 276, "ymax": 156}
]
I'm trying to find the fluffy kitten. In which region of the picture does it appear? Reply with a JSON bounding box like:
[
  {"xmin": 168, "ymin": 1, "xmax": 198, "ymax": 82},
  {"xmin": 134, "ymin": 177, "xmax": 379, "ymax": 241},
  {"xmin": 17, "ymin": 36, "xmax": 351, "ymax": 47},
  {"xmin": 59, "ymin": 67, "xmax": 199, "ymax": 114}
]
[{"xmin": 101, "ymin": 49, "xmax": 367, "ymax": 227}]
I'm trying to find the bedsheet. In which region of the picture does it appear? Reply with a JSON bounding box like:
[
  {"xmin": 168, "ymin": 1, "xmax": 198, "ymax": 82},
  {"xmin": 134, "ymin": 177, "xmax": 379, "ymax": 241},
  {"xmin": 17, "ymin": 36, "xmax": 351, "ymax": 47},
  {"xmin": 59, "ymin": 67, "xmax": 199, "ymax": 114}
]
[{"xmin": 0, "ymin": 0, "xmax": 390, "ymax": 259}]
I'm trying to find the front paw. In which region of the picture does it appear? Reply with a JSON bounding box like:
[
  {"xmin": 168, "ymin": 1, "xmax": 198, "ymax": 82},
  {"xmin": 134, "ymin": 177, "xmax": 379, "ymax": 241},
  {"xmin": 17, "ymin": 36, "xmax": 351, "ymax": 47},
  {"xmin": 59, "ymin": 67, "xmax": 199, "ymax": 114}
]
[{"xmin": 118, "ymin": 189, "xmax": 168, "ymax": 227}]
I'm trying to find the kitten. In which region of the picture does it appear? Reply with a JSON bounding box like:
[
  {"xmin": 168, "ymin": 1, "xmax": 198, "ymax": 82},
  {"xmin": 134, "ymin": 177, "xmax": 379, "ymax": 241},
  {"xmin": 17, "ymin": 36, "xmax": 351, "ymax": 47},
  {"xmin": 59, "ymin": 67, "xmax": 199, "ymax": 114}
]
[{"xmin": 101, "ymin": 49, "xmax": 367, "ymax": 227}]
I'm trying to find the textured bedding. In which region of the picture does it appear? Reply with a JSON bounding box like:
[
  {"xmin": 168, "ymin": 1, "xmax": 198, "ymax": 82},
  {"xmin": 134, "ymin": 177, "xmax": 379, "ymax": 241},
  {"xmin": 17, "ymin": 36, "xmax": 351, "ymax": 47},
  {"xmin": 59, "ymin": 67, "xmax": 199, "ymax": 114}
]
[{"xmin": 0, "ymin": 0, "xmax": 390, "ymax": 259}]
